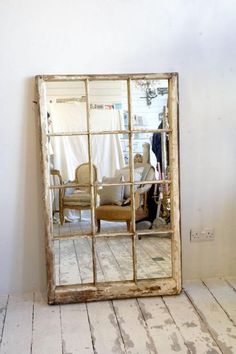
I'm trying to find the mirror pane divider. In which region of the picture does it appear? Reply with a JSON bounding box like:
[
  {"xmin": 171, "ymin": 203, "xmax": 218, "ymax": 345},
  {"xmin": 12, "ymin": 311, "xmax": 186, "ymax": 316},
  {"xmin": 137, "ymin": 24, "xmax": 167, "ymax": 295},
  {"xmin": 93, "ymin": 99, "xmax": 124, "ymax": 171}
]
[
  {"xmin": 168, "ymin": 73, "xmax": 181, "ymax": 292},
  {"xmin": 42, "ymin": 73, "xmax": 173, "ymax": 82},
  {"xmin": 48, "ymin": 180, "xmax": 172, "ymax": 190},
  {"xmin": 36, "ymin": 76, "xmax": 56, "ymax": 302},
  {"xmin": 127, "ymin": 78, "xmax": 137, "ymax": 283},
  {"xmin": 47, "ymin": 129, "xmax": 172, "ymax": 137},
  {"xmin": 85, "ymin": 78, "xmax": 97, "ymax": 285}
]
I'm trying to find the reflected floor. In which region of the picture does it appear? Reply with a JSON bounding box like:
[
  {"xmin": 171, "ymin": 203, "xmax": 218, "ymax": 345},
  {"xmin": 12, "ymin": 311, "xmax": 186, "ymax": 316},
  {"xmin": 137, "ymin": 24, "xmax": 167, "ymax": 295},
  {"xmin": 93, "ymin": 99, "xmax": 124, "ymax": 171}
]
[
  {"xmin": 53, "ymin": 219, "xmax": 171, "ymax": 236},
  {"xmin": 54, "ymin": 221, "xmax": 172, "ymax": 285}
]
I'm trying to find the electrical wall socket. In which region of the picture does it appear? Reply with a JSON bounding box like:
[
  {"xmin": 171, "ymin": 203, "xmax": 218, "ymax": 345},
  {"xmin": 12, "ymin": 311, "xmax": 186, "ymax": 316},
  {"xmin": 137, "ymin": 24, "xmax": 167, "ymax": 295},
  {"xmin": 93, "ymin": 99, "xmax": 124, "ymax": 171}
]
[
  {"xmin": 190, "ymin": 228, "xmax": 215, "ymax": 242},
  {"xmin": 190, "ymin": 229, "xmax": 201, "ymax": 242}
]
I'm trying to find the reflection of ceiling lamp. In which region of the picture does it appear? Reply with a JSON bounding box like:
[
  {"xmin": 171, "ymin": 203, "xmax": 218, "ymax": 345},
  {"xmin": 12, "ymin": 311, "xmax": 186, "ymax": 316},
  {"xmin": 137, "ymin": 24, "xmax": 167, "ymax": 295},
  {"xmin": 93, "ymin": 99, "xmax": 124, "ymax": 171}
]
[{"xmin": 136, "ymin": 80, "xmax": 168, "ymax": 106}]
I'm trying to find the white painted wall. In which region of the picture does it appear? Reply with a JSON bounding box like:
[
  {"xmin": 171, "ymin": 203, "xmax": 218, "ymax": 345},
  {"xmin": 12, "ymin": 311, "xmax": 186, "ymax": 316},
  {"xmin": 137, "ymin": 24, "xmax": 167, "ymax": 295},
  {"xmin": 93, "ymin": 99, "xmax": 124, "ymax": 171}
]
[{"xmin": 0, "ymin": 0, "xmax": 236, "ymax": 294}]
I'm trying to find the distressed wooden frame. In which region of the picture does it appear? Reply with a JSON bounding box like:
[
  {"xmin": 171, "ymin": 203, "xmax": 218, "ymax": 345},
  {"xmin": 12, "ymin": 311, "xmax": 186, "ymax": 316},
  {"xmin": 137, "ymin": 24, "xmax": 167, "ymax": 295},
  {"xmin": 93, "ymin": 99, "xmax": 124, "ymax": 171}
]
[{"xmin": 36, "ymin": 73, "xmax": 181, "ymax": 304}]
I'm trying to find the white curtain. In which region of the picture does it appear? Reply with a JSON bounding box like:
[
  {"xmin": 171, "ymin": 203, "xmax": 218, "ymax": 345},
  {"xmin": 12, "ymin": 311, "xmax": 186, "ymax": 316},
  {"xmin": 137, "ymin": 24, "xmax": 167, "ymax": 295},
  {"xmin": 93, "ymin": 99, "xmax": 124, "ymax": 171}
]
[{"xmin": 49, "ymin": 102, "xmax": 125, "ymax": 181}]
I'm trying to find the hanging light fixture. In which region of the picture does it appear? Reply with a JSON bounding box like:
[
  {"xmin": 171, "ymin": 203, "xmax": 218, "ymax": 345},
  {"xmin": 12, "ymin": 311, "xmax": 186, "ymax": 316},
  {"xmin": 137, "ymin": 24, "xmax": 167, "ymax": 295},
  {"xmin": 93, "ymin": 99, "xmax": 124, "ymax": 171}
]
[{"xmin": 136, "ymin": 80, "xmax": 168, "ymax": 105}]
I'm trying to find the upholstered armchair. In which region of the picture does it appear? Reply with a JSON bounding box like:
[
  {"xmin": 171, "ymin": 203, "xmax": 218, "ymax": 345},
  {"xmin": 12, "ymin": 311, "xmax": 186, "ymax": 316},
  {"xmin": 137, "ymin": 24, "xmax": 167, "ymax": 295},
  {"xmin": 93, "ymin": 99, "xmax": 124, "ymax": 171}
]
[
  {"xmin": 51, "ymin": 163, "xmax": 97, "ymax": 225},
  {"xmin": 95, "ymin": 163, "xmax": 155, "ymax": 232}
]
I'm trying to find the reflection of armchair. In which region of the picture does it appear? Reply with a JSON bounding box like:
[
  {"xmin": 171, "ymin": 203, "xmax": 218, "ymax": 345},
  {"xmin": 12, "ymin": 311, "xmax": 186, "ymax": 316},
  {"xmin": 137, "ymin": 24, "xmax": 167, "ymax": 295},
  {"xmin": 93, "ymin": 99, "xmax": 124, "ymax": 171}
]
[
  {"xmin": 51, "ymin": 163, "xmax": 97, "ymax": 225},
  {"xmin": 95, "ymin": 163, "xmax": 155, "ymax": 232}
]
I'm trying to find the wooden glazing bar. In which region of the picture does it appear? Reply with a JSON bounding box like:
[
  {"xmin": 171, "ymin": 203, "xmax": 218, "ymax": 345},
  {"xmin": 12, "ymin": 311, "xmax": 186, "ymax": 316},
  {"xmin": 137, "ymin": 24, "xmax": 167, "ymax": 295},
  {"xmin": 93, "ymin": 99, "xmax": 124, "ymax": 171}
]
[
  {"xmin": 85, "ymin": 79, "xmax": 97, "ymax": 285},
  {"xmin": 127, "ymin": 78, "xmax": 137, "ymax": 283},
  {"xmin": 52, "ymin": 228, "xmax": 173, "ymax": 241},
  {"xmin": 39, "ymin": 73, "xmax": 173, "ymax": 82},
  {"xmin": 36, "ymin": 77, "xmax": 56, "ymax": 302},
  {"xmin": 53, "ymin": 231, "xmax": 134, "ymax": 241},
  {"xmin": 53, "ymin": 278, "xmax": 178, "ymax": 304},
  {"xmin": 49, "ymin": 179, "xmax": 172, "ymax": 190},
  {"xmin": 137, "ymin": 229, "xmax": 174, "ymax": 236},
  {"xmin": 168, "ymin": 74, "xmax": 181, "ymax": 292},
  {"xmin": 47, "ymin": 128, "xmax": 172, "ymax": 137}
]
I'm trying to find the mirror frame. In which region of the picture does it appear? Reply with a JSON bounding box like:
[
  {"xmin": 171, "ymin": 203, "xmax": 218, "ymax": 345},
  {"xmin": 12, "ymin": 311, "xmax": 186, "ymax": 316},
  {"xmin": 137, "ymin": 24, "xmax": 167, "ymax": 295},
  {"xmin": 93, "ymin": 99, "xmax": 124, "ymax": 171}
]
[{"xmin": 36, "ymin": 73, "xmax": 181, "ymax": 304}]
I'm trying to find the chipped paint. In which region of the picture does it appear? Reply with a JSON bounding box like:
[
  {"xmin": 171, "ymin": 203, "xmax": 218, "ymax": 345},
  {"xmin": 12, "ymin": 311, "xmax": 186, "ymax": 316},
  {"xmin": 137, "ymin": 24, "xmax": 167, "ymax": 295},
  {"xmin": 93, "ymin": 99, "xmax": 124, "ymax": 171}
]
[
  {"xmin": 183, "ymin": 321, "xmax": 198, "ymax": 328},
  {"xmin": 170, "ymin": 332, "xmax": 182, "ymax": 352}
]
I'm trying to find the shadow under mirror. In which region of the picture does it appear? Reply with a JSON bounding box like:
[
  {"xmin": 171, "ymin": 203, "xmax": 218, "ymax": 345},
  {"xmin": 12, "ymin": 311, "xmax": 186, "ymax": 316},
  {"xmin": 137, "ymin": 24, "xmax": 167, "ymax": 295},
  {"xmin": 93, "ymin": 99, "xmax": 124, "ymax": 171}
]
[
  {"xmin": 46, "ymin": 80, "xmax": 88, "ymax": 133},
  {"xmin": 96, "ymin": 236, "xmax": 133, "ymax": 282},
  {"xmin": 89, "ymin": 80, "xmax": 128, "ymax": 132},
  {"xmin": 136, "ymin": 233, "xmax": 172, "ymax": 279},
  {"xmin": 54, "ymin": 237, "xmax": 94, "ymax": 286},
  {"xmin": 131, "ymin": 79, "xmax": 169, "ymax": 131}
]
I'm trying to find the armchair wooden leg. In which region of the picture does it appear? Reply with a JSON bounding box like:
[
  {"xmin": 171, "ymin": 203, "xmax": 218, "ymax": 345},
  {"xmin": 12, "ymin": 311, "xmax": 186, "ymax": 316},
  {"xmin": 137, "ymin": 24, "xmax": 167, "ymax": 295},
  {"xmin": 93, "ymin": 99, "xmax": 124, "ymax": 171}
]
[
  {"xmin": 60, "ymin": 208, "xmax": 64, "ymax": 225},
  {"xmin": 96, "ymin": 220, "xmax": 101, "ymax": 233},
  {"xmin": 126, "ymin": 221, "xmax": 132, "ymax": 232}
]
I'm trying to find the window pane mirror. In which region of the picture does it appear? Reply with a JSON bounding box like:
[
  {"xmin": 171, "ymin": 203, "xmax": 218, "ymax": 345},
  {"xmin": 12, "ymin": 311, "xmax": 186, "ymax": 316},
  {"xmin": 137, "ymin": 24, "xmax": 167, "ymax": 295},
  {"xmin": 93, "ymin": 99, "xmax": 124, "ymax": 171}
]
[{"xmin": 36, "ymin": 73, "xmax": 181, "ymax": 304}]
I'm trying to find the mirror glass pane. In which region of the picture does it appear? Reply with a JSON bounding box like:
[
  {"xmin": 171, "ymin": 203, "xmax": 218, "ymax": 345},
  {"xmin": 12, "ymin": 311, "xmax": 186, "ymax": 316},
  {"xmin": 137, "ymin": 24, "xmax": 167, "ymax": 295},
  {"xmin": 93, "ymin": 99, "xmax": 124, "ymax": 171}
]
[
  {"xmin": 89, "ymin": 80, "xmax": 128, "ymax": 132},
  {"xmin": 136, "ymin": 233, "xmax": 172, "ymax": 279},
  {"xmin": 54, "ymin": 237, "xmax": 94, "ymax": 285},
  {"xmin": 46, "ymin": 80, "xmax": 87, "ymax": 133},
  {"xmin": 96, "ymin": 236, "xmax": 133, "ymax": 282},
  {"xmin": 131, "ymin": 79, "xmax": 168, "ymax": 131},
  {"xmin": 133, "ymin": 132, "xmax": 170, "ymax": 181},
  {"xmin": 51, "ymin": 184, "xmax": 93, "ymax": 237}
]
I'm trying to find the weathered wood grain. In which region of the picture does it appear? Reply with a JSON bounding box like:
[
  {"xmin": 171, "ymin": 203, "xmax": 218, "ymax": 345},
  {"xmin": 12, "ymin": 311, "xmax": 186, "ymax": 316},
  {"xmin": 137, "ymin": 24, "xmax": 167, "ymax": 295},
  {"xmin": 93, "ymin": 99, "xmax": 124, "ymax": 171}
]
[
  {"xmin": 138, "ymin": 296, "xmax": 189, "ymax": 353},
  {"xmin": 87, "ymin": 301, "xmax": 126, "ymax": 353},
  {"xmin": 163, "ymin": 292, "xmax": 221, "ymax": 353},
  {"xmin": 203, "ymin": 277, "xmax": 236, "ymax": 325},
  {"xmin": 0, "ymin": 293, "xmax": 33, "ymax": 354},
  {"xmin": 60, "ymin": 303, "xmax": 94, "ymax": 353},
  {"xmin": 32, "ymin": 292, "xmax": 62, "ymax": 354},
  {"xmin": 113, "ymin": 298, "xmax": 158, "ymax": 353},
  {"xmin": 0, "ymin": 295, "xmax": 8, "ymax": 348},
  {"xmin": 184, "ymin": 280, "xmax": 236, "ymax": 353}
]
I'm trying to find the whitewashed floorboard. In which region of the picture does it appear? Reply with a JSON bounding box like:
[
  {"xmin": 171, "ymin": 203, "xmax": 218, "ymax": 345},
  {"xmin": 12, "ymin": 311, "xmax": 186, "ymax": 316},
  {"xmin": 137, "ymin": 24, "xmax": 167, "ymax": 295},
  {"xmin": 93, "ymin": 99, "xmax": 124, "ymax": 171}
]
[
  {"xmin": 106, "ymin": 237, "xmax": 133, "ymax": 281},
  {"xmin": 137, "ymin": 297, "xmax": 189, "ymax": 353},
  {"xmin": 0, "ymin": 295, "xmax": 8, "ymax": 348},
  {"xmin": 163, "ymin": 292, "xmax": 221, "ymax": 353},
  {"xmin": 184, "ymin": 280, "xmax": 236, "ymax": 353},
  {"xmin": 0, "ymin": 293, "xmax": 33, "ymax": 354},
  {"xmin": 60, "ymin": 303, "xmax": 94, "ymax": 354},
  {"xmin": 119, "ymin": 237, "xmax": 149, "ymax": 279},
  {"xmin": 59, "ymin": 239, "xmax": 81, "ymax": 285},
  {"xmin": 203, "ymin": 277, "xmax": 236, "ymax": 325},
  {"xmin": 74, "ymin": 238, "xmax": 93, "ymax": 284},
  {"xmin": 96, "ymin": 238, "xmax": 123, "ymax": 282},
  {"xmin": 226, "ymin": 277, "xmax": 236, "ymax": 290},
  {"xmin": 87, "ymin": 301, "xmax": 126, "ymax": 354},
  {"xmin": 32, "ymin": 292, "xmax": 62, "ymax": 354},
  {"xmin": 113, "ymin": 298, "xmax": 158, "ymax": 354}
]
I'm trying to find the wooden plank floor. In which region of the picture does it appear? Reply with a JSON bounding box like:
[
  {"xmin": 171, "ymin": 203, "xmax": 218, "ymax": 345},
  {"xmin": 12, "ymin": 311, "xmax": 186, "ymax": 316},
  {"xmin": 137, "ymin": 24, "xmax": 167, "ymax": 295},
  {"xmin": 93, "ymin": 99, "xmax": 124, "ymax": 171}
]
[
  {"xmin": 0, "ymin": 277, "xmax": 236, "ymax": 353},
  {"xmin": 54, "ymin": 232, "xmax": 172, "ymax": 285}
]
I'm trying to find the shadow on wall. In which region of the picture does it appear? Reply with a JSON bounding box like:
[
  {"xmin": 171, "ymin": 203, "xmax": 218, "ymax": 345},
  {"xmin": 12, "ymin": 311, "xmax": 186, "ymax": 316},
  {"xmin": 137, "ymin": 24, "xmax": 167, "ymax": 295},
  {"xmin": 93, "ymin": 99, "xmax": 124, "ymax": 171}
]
[{"xmin": 9, "ymin": 77, "xmax": 46, "ymax": 293}]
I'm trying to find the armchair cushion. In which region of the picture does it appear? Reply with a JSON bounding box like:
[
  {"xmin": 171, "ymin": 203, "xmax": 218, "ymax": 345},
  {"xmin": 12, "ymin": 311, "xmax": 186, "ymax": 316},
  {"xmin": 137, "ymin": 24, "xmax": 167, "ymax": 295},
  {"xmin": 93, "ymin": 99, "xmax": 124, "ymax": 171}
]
[
  {"xmin": 63, "ymin": 191, "xmax": 91, "ymax": 206},
  {"xmin": 115, "ymin": 166, "xmax": 144, "ymax": 198},
  {"xmin": 99, "ymin": 175, "xmax": 124, "ymax": 206}
]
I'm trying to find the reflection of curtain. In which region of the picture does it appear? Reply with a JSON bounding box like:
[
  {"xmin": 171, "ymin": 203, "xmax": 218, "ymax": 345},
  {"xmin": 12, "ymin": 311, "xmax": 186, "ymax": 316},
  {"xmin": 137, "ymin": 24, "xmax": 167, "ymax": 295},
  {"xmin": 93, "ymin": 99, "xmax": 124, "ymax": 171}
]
[{"xmin": 50, "ymin": 102, "xmax": 125, "ymax": 181}]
